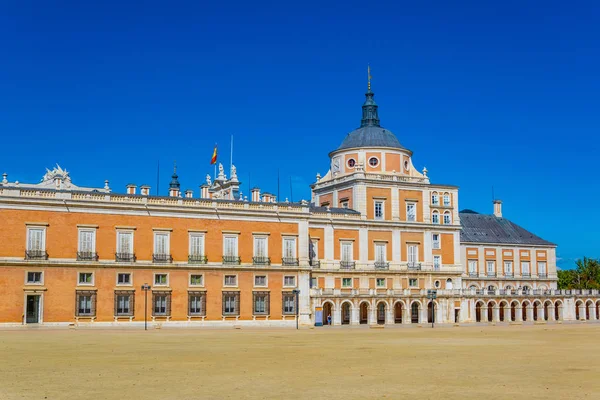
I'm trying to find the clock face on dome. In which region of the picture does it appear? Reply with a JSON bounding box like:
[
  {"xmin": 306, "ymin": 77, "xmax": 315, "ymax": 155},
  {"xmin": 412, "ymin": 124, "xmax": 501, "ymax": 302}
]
[{"xmin": 332, "ymin": 158, "xmax": 340, "ymax": 172}]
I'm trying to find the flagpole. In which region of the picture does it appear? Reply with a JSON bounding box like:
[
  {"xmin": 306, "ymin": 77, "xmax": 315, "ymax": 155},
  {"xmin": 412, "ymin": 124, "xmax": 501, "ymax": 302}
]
[{"xmin": 230, "ymin": 134, "xmax": 233, "ymax": 176}]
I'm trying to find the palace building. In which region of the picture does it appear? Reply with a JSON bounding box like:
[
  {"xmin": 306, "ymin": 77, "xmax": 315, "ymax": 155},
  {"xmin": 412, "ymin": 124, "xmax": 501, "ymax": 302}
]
[{"xmin": 1, "ymin": 82, "xmax": 599, "ymax": 327}]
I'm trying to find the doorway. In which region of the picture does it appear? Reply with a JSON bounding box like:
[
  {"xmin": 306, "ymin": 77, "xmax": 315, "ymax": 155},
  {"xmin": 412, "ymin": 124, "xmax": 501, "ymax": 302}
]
[
  {"xmin": 360, "ymin": 303, "xmax": 369, "ymax": 324},
  {"xmin": 341, "ymin": 302, "xmax": 350, "ymax": 325},
  {"xmin": 377, "ymin": 303, "xmax": 386, "ymax": 325},
  {"xmin": 411, "ymin": 303, "xmax": 419, "ymax": 323},
  {"xmin": 323, "ymin": 302, "xmax": 333, "ymax": 325},
  {"xmin": 26, "ymin": 295, "xmax": 40, "ymax": 324}
]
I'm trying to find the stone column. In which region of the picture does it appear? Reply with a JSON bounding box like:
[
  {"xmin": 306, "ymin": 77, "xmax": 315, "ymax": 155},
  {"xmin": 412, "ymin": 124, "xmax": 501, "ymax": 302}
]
[
  {"xmin": 548, "ymin": 305, "xmax": 556, "ymax": 321},
  {"xmin": 350, "ymin": 306, "xmax": 359, "ymax": 325},
  {"xmin": 386, "ymin": 307, "xmax": 394, "ymax": 325},
  {"xmin": 333, "ymin": 304, "xmax": 341, "ymax": 326},
  {"xmin": 492, "ymin": 306, "xmax": 500, "ymax": 322},
  {"xmin": 516, "ymin": 307, "xmax": 523, "ymax": 322},
  {"xmin": 420, "ymin": 305, "xmax": 428, "ymax": 324},
  {"xmin": 503, "ymin": 305, "xmax": 511, "ymax": 322},
  {"xmin": 538, "ymin": 306, "xmax": 545, "ymax": 321},
  {"xmin": 369, "ymin": 305, "xmax": 377, "ymax": 325},
  {"xmin": 589, "ymin": 305, "xmax": 596, "ymax": 321},
  {"xmin": 579, "ymin": 304, "xmax": 586, "ymax": 321},
  {"xmin": 527, "ymin": 306, "xmax": 534, "ymax": 322},
  {"xmin": 403, "ymin": 304, "xmax": 411, "ymax": 324}
]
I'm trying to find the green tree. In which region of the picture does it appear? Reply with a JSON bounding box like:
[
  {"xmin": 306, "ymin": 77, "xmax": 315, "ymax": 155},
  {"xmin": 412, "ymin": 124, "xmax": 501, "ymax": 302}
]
[
  {"xmin": 557, "ymin": 269, "xmax": 576, "ymax": 290},
  {"xmin": 575, "ymin": 257, "xmax": 600, "ymax": 289}
]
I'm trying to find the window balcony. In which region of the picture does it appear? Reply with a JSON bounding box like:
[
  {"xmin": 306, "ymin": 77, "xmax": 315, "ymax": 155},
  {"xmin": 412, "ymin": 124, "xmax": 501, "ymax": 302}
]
[
  {"xmin": 153, "ymin": 254, "xmax": 173, "ymax": 263},
  {"xmin": 222, "ymin": 256, "xmax": 241, "ymax": 265},
  {"xmin": 25, "ymin": 250, "xmax": 48, "ymax": 260},
  {"xmin": 340, "ymin": 261, "xmax": 356, "ymax": 270},
  {"xmin": 374, "ymin": 261, "xmax": 389, "ymax": 270},
  {"xmin": 77, "ymin": 252, "xmax": 99, "ymax": 261},
  {"xmin": 253, "ymin": 256, "xmax": 271, "ymax": 266},
  {"xmin": 115, "ymin": 253, "xmax": 136, "ymax": 262},
  {"xmin": 407, "ymin": 262, "xmax": 422, "ymax": 271},
  {"xmin": 538, "ymin": 273, "xmax": 548, "ymax": 279},
  {"xmin": 468, "ymin": 271, "xmax": 478, "ymax": 277},
  {"xmin": 487, "ymin": 272, "xmax": 497, "ymax": 278},
  {"xmin": 188, "ymin": 255, "xmax": 208, "ymax": 264},
  {"xmin": 309, "ymin": 259, "xmax": 320, "ymax": 268},
  {"xmin": 282, "ymin": 257, "xmax": 299, "ymax": 266},
  {"xmin": 521, "ymin": 273, "xmax": 531, "ymax": 278},
  {"xmin": 504, "ymin": 272, "xmax": 514, "ymax": 278}
]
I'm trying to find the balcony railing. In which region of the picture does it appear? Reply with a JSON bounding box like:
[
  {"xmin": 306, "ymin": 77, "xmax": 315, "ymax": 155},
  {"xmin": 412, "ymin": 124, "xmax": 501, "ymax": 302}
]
[
  {"xmin": 77, "ymin": 251, "xmax": 98, "ymax": 261},
  {"xmin": 115, "ymin": 253, "xmax": 136, "ymax": 262},
  {"xmin": 25, "ymin": 250, "xmax": 48, "ymax": 260},
  {"xmin": 152, "ymin": 254, "xmax": 173, "ymax": 263},
  {"xmin": 538, "ymin": 273, "xmax": 548, "ymax": 278},
  {"xmin": 253, "ymin": 256, "xmax": 271, "ymax": 266},
  {"xmin": 522, "ymin": 272, "xmax": 531, "ymax": 278},
  {"xmin": 340, "ymin": 261, "xmax": 356, "ymax": 270},
  {"xmin": 487, "ymin": 272, "xmax": 497, "ymax": 278},
  {"xmin": 282, "ymin": 257, "xmax": 299, "ymax": 266},
  {"xmin": 374, "ymin": 261, "xmax": 389, "ymax": 270},
  {"xmin": 309, "ymin": 259, "xmax": 320, "ymax": 268},
  {"xmin": 223, "ymin": 255, "xmax": 241, "ymax": 265},
  {"xmin": 407, "ymin": 262, "xmax": 422, "ymax": 270},
  {"xmin": 188, "ymin": 254, "xmax": 208, "ymax": 264},
  {"xmin": 468, "ymin": 271, "xmax": 478, "ymax": 277},
  {"xmin": 504, "ymin": 272, "xmax": 514, "ymax": 278}
]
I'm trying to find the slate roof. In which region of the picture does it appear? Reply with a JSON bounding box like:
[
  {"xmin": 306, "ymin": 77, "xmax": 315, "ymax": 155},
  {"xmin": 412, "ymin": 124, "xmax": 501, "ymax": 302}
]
[
  {"xmin": 337, "ymin": 126, "xmax": 406, "ymax": 151},
  {"xmin": 459, "ymin": 211, "xmax": 555, "ymax": 246}
]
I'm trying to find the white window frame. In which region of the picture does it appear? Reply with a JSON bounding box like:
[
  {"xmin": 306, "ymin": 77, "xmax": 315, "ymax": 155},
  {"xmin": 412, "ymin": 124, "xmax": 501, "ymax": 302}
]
[
  {"xmin": 433, "ymin": 255, "xmax": 441, "ymax": 270},
  {"xmin": 376, "ymin": 278, "xmax": 386, "ymax": 288},
  {"xmin": 521, "ymin": 261, "xmax": 531, "ymax": 275},
  {"xmin": 431, "ymin": 192, "xmax": 439, "ymax": 206},
  {"xmin": 406, "ymin": 202, "xmax": 416, "ymax": 222},
  {"xmin": 223, "ymin": 274, "xmax": 238, "ymax": 287},
  {"xmin": 407, "ymin": 244, "xmax": 419, "ymax": 264},
  {"xmin": 78, "ymin": 271, "xmax": 94, "ymax": 286},
  {"xmin": 468, "ymin": 260, "xmax": 477, "ymax": 274},
  {"xmin": 432, "ymin": 233, "xmax": 441, "ymax": 249},
  {"xmin": 116, "ymin": 230, "xmax": 134, "ymax": 255},
  {"xmin": 77, "ymin": 228, "xmax": 96, "ymax": 253},
  {"xmin": 253, "ymin": 235, "xmax": 269, "ymax": 258},
  {"xmin": 340, "ymin": 241, "xmax": 353, "ymax": 262},
  {"xmin": 254, "ymin": 274, "xmax": 268, "ymax": 288},
  {"xmin": 116, "ymin": 272, "xmax": 132, "ymax": 286},
  {"xmin": 538, "ymin": 261, "xmax": 547, "ymax": 275},
  {"xmin": 487, "ymin": 261, "xmax": 495, "ymax": 274},
  {"xmin": 153, "ymin": 231, "xmax": 170, "ymax": 255},
  {"xmin": 26, "ymin": 226, "xmax": 46, "ymax": 252},
  {"xmin": 504, "ymin": 261, "xmax": 513, "ymax": 274},
  {"xmin": 342, "ymin": 277, "xmax": 352, "ymax": 288},
  {"xmin": 189, "ymin": 233, "xmax": 205, "ymax": 257},
  {"xmin": 443, "ymin": 212, "xmax": 451, "ymax": 225},
  {"xmin": 374, "ymin": 242, "xmax": 386, "ymax": 263},
  {"xmin": 153, "ymin": 273, "xmax": 169, "ymax": 287},
  {"xmin": 409, "ymin": 278, "xmax": 418, "ymax": 288},
  {"xmin": 189, "ymin": 273, "xmax": 204, "ymax": 287},
  {"xmin": 443, "ymin": 193, "xmax": 451, "ymax": 206},
  {"xmin": 223, "ymin": 235, "xmax": 239, "ymax": 257},
  {"xmin": 432, "ymin": 211, "xmax": 440, "ymax": 224},
  {"xmin": 282, "ymin": 236, "xmax": 297, "ymax": 259},
  {"xmin": 283, "ymin": 275, "xmax": 296, "ymax": 287},
  {"xmin": 310, "ymin": 240, "xmax": 319, "ymax": 262},
  {"xmin": 25, "ymin": 271, "xmax": 44, "ymax": 285},
  {"xmin": 374, "ymin": 200, "xmax": 384, "ymax": 220}
]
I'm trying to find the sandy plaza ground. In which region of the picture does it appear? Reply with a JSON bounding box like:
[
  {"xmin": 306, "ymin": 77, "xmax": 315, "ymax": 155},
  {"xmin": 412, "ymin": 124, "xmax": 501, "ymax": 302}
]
[{"xmin": 0, "ymin": 323, "xmax": 599, "ymax": 400}]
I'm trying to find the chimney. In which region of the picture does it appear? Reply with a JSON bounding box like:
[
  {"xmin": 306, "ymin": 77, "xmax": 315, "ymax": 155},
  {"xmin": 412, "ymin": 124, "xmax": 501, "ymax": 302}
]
[
  {"xmin": 251, "ymin": 187, "xmax": 261, "ymax": 202},
  {"xmin": 200, "ymin": 184, "xmax": 209, "ymax": 199},
  {"xmin": 140, "ymin": 185, "xmax": 151, "ymax": 196},
  {"xmin": 126, "ymin": 184, "xmax": 137, "ymax": 195},
  {"xmin": 493, "ymin": 200, "xmax": 503, "ymax": 218},
  {"xmin": 185, "ymin": 189, "xmax": 193, "ymax": 198}
]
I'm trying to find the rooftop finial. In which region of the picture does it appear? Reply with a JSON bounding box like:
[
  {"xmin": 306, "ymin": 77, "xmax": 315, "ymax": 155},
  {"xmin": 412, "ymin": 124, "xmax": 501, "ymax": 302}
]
[
  {"xmin": 173, "ymin": 160, "xmax": 177, "ymax": 174},
  {"xmin": 367, "ymin": 65, "xmax": 372, "ymax": 92}
]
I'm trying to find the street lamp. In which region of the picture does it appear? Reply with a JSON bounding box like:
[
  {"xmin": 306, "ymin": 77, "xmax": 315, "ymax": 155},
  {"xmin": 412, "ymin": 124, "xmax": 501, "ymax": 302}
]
[
  {"xmin": 141, "ymin": 283, "xmax": 151, "ymax": 330},
  {"xmin": 427, "ymin": 289, "xmax": 437, "ymax": 328},
  {"xmin": 292, "ymin": 289, "xmax": 300, "ymax": 330}
]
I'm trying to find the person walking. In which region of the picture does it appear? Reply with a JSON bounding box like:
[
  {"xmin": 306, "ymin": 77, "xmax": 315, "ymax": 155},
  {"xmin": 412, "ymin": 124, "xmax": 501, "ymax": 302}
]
[{"xmin": 327, "ymin": 315, "xmax": 332, "ymax": 326}]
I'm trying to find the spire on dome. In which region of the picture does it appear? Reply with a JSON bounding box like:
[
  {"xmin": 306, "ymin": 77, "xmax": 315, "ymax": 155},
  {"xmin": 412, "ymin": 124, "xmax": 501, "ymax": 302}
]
[
  {"xmin": 360, "ymin": 66, "xmax": 380, "ymax": 127},
  {"xmin": 169, "ymin": 161, "xmax": 180, "ymax": 189}
]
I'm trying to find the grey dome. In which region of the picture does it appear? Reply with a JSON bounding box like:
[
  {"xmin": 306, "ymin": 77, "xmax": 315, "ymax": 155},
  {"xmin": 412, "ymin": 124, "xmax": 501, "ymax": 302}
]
[{"xmin": 337, "ymin": 125, "xmax": 405, "ymax": 151}]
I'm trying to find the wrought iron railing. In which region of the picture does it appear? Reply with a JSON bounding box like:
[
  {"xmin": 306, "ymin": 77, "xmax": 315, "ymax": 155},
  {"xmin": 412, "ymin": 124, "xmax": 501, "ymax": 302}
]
[
  {"xmin": 407, "ymin": 262, "xmax": 422, "ymax": 270},
  {"xmin": 25, "ymin": 250, "xmax": 48, "ymax": 260},
  {"xmin": 77, "ymin": 251, "xmax": 98, "ymax": 261},
  {"xmin": 487, "ymin": 272, "xmax": 497, "ymax": 277},
  {"xmin": 253, "ymin": 256, "xmax": 271, "ymax": 266},
  {"xmin": 468, "ymin": 271, "xmax": 478, "ymax": 277},
  {"xmin": 522, "ymin": 273, "xmax": 531, "ymax": 278},
  {"xmin": 282, "ymin": 257, "xmax": 299, "ymax": 266},
  {"xmin": 504, "ymin": 272, "xmax": 514, "ymax": 278},
  {"xmin": 188, "ymin": 254, "xmax": 208, "ymax": 264},
  {"xmin": 222, "ymin": 255, "xmax": 241, "ymax": 265},
  {"xmin": 309, "ymin": 259, "xmax": 320, "ymax": 268},
  {"xmin": 115, "ymin": 253, "xmax": 136, "ymax": 262},
  {"xmin": 340, "ymin": 261, "xmax": 356, "ymax": 270},
  {"xmin": 538, "ymin": 273, "xmax": 548, "ymax": 278},
  {"xmin": 153, "ymin": 254, "xmax": 173, "ymax": 263},
  {"xmin": 374, "ymin": 261, "xmax": 389, "ymax": 270}
]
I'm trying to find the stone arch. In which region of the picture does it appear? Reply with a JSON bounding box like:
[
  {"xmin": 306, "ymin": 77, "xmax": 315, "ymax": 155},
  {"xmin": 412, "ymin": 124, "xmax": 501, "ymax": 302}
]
[
  {"xmin": 393, "ymin": 300, "xmax": 406, "ymax": 324},
  {"xmin": 376, "ymin": 300, "xmax": 389, "ymax": 325},
  {"xmin": 522, "ymin": 300, "xmax": 531, "ymax": 322},
  {"xmin": 468, "ymin": 283, "xmax": 480, "ymax": 290},
  {"xmin": 427, "ymin": 300, "xmax": 439, "ymax": 323},
  {"xmin": 585, "ymin": 300, "xmax": 594, "ymax": 320},
  {"xmin": 410, "ymin": 300, "xmax": 421, "ymax": 323},
  {"xmin": 322, "ymin": 300, "xmax": 335, "ymax": 325},
  {"xmin": 359, "ymin": 300, "xmax": 370, "ymax": 324},
  {"xmin": 533, "ymin": 300, "xmax": 543, "ymax": 321},
  {"xmin": 596, "ymin": 300, "xmax": 600, "ymax": 320},
  {"xmin": 340, "ymin": 300, "xmax": 353, "ymax": 325},
  {"xmin": 475, "ymin": 300, "xmax": 485, "ymax": 322},
  {"xmin": 446, "ymin": 278, "xmax": 453, "ymax": 290},
  {"xmin": 575, "ymin": 300, "xmax": 584, "ymax": 320},
  {"xmin": 543, "ymin": 300, "xmax": 553, "ymax": 321},
  {"xmin": 554, "ymin": 300, "xmax": 563, "ymax": 321},
  {"xmin": 499, "ymin": 300, "xmax": 509, "ymax": 322},
  {"xmin": 487, "ymin": 300, "xmax": 497, "ymax": 322},
  {"xmin": 510, "ymin": 300, "xmax": 519, "ymax": 322}
]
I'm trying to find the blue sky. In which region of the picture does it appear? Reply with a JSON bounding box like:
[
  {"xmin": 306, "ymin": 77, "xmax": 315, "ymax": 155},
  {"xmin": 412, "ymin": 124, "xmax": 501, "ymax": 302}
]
[{"xmin": 1, "ymin": 1, "xmax": 598, "ymax": 268}]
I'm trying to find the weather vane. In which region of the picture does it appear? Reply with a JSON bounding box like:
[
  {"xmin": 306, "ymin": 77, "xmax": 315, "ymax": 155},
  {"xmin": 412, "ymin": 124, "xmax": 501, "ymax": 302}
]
[{"xmin": 368, "ymin": 65, "xmax": 372, "ymax": 91}]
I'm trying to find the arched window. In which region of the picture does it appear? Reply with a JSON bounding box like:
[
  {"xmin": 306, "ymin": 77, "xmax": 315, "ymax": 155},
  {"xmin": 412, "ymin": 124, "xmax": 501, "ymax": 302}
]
[
  {"xmin": 443, "ymin": 211, "xmax": 451, "ymax": 225},
  {"xmin": 432, "ymin": 211, "xmax": 440, "ymax": 224},
  {"xmin": 431, "ymin": 191, "xmax": 439, "ymax": 205},
  {"xmin": 446, "ymin": 278, "xmax": 453, "ymax": 290},
  {"xmin": 443, "ymin": 192, "xmax": 451, "ymax": 206}
]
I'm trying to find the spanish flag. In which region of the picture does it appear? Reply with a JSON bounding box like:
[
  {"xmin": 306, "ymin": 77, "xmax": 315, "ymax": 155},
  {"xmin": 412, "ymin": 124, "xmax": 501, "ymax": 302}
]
[{"xmin": 210, "ymin": 145, "xmax": 217, "ymax": 165}]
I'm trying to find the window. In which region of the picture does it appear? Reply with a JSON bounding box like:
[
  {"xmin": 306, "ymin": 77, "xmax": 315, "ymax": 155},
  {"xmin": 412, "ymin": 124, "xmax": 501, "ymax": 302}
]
[
  {"xmin": 375, "ymin": 243, "xmax": 386, "ymax": 262},
  {"xmin": 468, "ymin": 260, "xmax": 477, "ymax": 274},
  {"xmin": 154, "ymin": 232, "xmax": 170, "ymax": 255},
  {"xmin": 408, "ymin": 245, "xmax": 418, "ymax": 264},
  {"xmin": 434, "ymin": 280, "xmax": 441, "ymax": 288},
  {"xmin": 253, "ymin": 292, "xmax": 270, "ymax": 315},
  {"xmin": 431, "ymin": 192, "xmax": 439, "ymax": 205},
  {"xmin": 152, "ymin": 292, "xmax": 171, "ymax": 316},
  {"xmin": 409, "ymin": 278, "xmax": 418, "ymax": 287},
  {"xmin": 117, "ymin": 273, "xmax": 131, "ymax": 285},
  {"xmin": 368, "ymin": 157, "xmax": 379, "ymax": 167},
  {"xmin": 254, "ymin": 275, "xmax": 267, "ymax": 287},
  {"xmin": 116, "ymin": 231, "xmax": 134, "ymax": 255},
  {"xmin": 432, "ymin": 233, "xmax": 440, "ymax": 249},
  {"xmin": 284, "ymin": 276, "xmax": 296, "ymax": 287},
  {"xmin": 374, "ymin": 201, "xmax": 384, "ymax": 220},
  {"xmin": 487, "ymin": 261, "xmax": 495, "ymax": 274},
  {"xmin": 347, "ymin": 158, "xmax": 356, "ymax": 168},
  {"xmin": 190, "ymin": 274, "xmax": 204, "ymax": 286},
  {"xmin": 283, "ymin": 237, "xmax": 297, "ymax": 259},
  {"xmin": 406, "ymin": 203, "xmax": 416, "ymax": 222},
  {"xmin": 189, "ymin": 233, "xmax": 205, "ymax": 256},
  {"xmin": 224, "ymin": 275, "xmax": 237, "ymax": 286},
  {"xmin": 223, "ymin": 236, "xmax": 238, "ymax": 256},
  {"xmin": 341, "ymin": 242, "xmax": 353, "ymax": 262},
  {"xmin": 433, "ymin": 255, "xmax": 441, "ymax": 270},
  {"xmin": 404, "ymin": 160, "xmax": 409, "ymax": 171},
  {"xmin": 443, "ymin": 193, "xmax": 450, "ymax": 206},
  {"xmin": 376, "ymin": 278, "xmax": 386, "ymax": 288},
  {"xmin": 254, "ymin": 236, "xmax": 268, "ymax": 258},
  {"xmin": 282, "ymin": 293, "xmax": 296, "ymax": 315},
  {"xmin": 342, "ymin": 277, "xmax": 352, "ymax": 288},
  {"xmin": 27, "ymin": 227, "xmax": 45, "ymax": 251},
  {"xmin": 521, "ymin": 261, "xmax": 531, "ymax": 275},
  {"xmin": 340, "ymin": 201, "xmax": 349, "ymax": 209},
  {"xmin": 114, "ymin": 291, "xmax": 134, "ymax": 316},
  {"xmin": 443, "ymin": 212, "xmax": 451, "ymax": 225},
  {"xmin": 75, "ymin": 291, "xmax": 96, "ymax": 316},
  {"xmin": 538, "ymin": 261, "xmax": 547, "ymax": 275},
  {"xmin": 78, "ymin": 272, "xmax": 93, "ymax": 285},
  {"xmin": 222, "ymin": 292, "xmax": 240, "ymax": 315},
  {"xmin": 432, "ymin": 211, "xmax": 440, "ymax": 224},
  {"xmin": 309, "ymin": 240, "xmax": 319, "ymax": 265},
  {"xmin": 504, "ymin": 261, "xmax": 513, "ymax": 274},
  {"xmin": 26, "ymin": 271, "xmax": 42, "ymax": 284},
  {"xmin": 154, "ymin": 273, "xmax": 168, "ymax": 286},
  {"xmin": 78, "ymin": 229, "xmax": 96, "ymax": 253},
  {"xmin": 188, "ymin": 292, "xmax": 206, "ymax": 316}
]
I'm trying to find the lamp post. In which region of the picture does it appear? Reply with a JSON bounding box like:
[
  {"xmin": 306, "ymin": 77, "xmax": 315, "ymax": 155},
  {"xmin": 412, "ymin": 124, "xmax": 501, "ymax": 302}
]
[
  {"xmin": 141, "ymin": 283, "xmax": 151, "ymax": 330},
  {"xmin": 292, "ymin": 289, "xmax": 300, "ymax": 330},
  {"xmin": 427, "ymin": 290, "xmax": 437, "ymax": 328}
]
